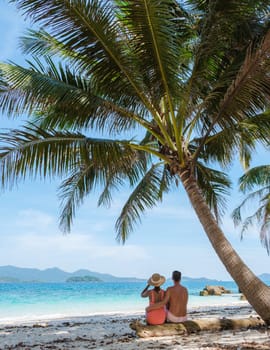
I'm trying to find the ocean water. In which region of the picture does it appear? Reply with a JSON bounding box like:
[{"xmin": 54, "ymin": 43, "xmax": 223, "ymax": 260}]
[{"xmin": 0, "ymin": 281, "xmax": 247, "ymax": 324}]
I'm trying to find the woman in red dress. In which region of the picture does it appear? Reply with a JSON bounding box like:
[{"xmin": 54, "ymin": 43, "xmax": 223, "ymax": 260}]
[{"xmin": 141, "ymin": 273, "xmax": 166, "ymax": 325}]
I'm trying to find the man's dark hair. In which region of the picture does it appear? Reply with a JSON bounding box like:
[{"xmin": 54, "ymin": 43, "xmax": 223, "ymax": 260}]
[{"xmin": 172, "ymin": 270, "xmax": 181, "ymax": 282}]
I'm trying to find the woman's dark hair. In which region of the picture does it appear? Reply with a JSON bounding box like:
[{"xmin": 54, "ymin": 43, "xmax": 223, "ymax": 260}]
[{"xmin": 172, "ymin": 270, "xmax": 181, "ymax": 282}]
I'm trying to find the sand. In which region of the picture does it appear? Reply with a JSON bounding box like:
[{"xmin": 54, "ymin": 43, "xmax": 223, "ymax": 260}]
[{"xmin": 0, "ymin": 305, "xmax": 269, "ymax": 349}]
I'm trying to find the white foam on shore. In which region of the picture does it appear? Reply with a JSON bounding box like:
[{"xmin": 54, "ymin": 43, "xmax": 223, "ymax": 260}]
[
  {"xmin": 0, "ymin": 309, "xmax": 146, "ymax": 326},
  {"xmin": 0, "ymin": 300, "xmax": 251, "ymax": 327}
]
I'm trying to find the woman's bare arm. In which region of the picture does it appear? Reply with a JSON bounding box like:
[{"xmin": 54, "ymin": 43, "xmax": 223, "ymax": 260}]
[{"xmin": 141, "ymin": 284, "xmax": 150, "ymax": 297}]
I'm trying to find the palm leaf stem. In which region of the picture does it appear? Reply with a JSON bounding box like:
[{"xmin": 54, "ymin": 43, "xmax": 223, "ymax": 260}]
[
  {"xmin": 129, "ymin": 143, "xmax": 168, "ymax": 163},
  {"xmin": 184, "ymin": 99, "xmax": 206, "ymax": 145},
  {"xmin": 102, "ymin": 102, "xmax": 167, "ymax": 145},
  {"xmin": 178, "ymin": 58, "xmax": 204, "ymax": 147},
  {"xmin": 150, "ymin": 113, "xmax": 176, "ymax": 151},
  {"xmin": 142, "ymin": 0, "xmax": 181, "ymax": 161}
]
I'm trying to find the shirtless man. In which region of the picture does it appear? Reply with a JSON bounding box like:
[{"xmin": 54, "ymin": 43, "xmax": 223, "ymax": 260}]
[{"xmin": 146, "ymin": 270, "xmax": 188, "ymax": 323}]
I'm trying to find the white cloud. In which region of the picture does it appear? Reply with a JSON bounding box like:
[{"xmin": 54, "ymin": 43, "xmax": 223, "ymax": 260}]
[
  {"xmin": 91, "ymin": 244, "xmax": 148, "ymax": 260},
  {"xmin": 150, "ymin": 205, "xmax": 195, "ymax": 220},
  {"xmin": 0, "ymin": 224, "xmax": 151, "ymax": 276},
  {"xmin": 15, "ymin": 209, "xmax": 55, "ymax": 228},
  {"xmin": 0, "ymin": 209, "xmax": 268, "ymax": 280}
]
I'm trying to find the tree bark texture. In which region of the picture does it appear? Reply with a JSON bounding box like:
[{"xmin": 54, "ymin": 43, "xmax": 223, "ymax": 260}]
[
  {"xmin": 178, "ymin": 167, "xmax": 270, "ymax": 325},
  {"xmin": 130, "ymin": 316, "xmax": 265, "ymax": 338}
]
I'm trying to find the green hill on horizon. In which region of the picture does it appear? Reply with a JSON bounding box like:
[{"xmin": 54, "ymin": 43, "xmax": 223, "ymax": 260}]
[
  {"xmin": 0, "ymin": 265, "xmax": 145, "ymax": 283},
  {"xmin": 0, "ymin": 265, "xmax": 269, "ymax": 284}
]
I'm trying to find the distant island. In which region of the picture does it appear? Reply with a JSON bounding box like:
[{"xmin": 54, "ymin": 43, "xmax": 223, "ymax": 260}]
[
  {"xmin": 0, "ymin": 265, "xmax": 269, "ymax": 284},
  {"xmin": 0, "ymin": 276, "xmax": 21, "ymax": 283},
  {"xmin": 66, "ymin": 275, "xmax": 102, "ymax": 283}
]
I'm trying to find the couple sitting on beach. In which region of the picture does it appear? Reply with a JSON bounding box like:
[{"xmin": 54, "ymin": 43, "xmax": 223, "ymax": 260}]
[{"xmin": 141, "ymin": 270, "xmax": 188, "ymax": 325}]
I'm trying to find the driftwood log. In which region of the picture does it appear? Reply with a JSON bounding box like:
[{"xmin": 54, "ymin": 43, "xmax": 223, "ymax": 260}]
[{"xmin": 130, "ymin": 316, "xmax": 265, "ymax": 338}]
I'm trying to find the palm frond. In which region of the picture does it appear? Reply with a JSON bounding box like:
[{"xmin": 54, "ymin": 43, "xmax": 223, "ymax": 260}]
[
  {"xmin": 234, "ymin": 199, "xmax": 270, "ymax": 254},
  {"xmin": 116, "ymin": 0, "xmax": 191, "ymax": 101},
  {"xmin": 59, "ymin": 151, "xmax": 149, "ymax": 233},
  {"xmin": 97, "ymin": 175, "xmax": 125, "ymax": 208},
  {"xmin": 232, "ymin": 186, "xmax": 270, "ymax": 224},
  {"xmin": 192, "ymin": 28, "xmax": 270, "ymax": 161},
  {"xmin": 261, "ymin": 196, "xmax": 270, "ymax": 253},
  {"xmin": 11, "ymin": 0, "xmax": 156, "ymax": 111},
  {"xmin": 233, "ymin": 166, "xmax": 270, "ymax": 253},
  {"xmin": 0, "ymin": 59, "xmax": 88, "ymax": 117},
  {"xmin": 0, "ymin": 124, "xmax": 86, "ymax": 187},
  {"xmin": 97, "ymin": 150, "xmax": 150, "ymax": 207},
  {"xmin": 115, "ymin": 0, "xmax": 195, "ymax": 155},
  {"xmin": 193, "ymin": 112, "xmax": 270, "ymax": 168},
  {"xmin": 190, "ymin": 0, "xmax": 268, "ymax": 87},
  {"xmin": 20, "ymin": 28, "xmax": 81, "ymax": 63},
  {"xmin": 58, "ymin": 164, "xmax": 97, "ymax": 232},
  {"xmin": 0, "ymin": 59, "xmax": 152, "ymax": 134},
  {"xmin": 185, "ymin": 1, "xmax": 270, "ymax": 151},
  {"xmin": 217, "ymin": 30, "xmax": 270, "ymax": 124},
  {"xmin": 115, "ymin": 164, "xmax": 171, "ymax": 243},
  {"xmin": 239, "ymin": 165, "xmax": 270, "ymax": 192},
  {"xmin": 0, "ymin": 123, "xmax": 140, "ymax": 188},
  {"xmin": 58, "ymin": 152, "xmax": 142, "ymax": 233},
  {"xmin": 195, "ymin": 162, "xmax": 231, "ymax": 221}
]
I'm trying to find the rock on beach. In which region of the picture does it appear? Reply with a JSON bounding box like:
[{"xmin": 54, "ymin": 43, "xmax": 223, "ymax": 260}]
[{"xmin": 199, "ymin": 285, "xmax": 232, "ymax": 296}]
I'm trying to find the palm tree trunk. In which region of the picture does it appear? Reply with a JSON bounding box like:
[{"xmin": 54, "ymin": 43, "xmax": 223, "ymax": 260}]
[{"xmin": 178, "ymin": 167, "xmax": 270, "ymax": 325}]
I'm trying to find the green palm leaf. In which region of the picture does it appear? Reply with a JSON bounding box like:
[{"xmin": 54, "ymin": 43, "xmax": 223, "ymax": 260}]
[
  {"xmin": 0, "ymin": 124, "xmax": 85, "ymax": 185},
  {"xmin": 0, "ymin": 123, "xmax": 139, "ymax": 187},
  {"xmin": 59, "ymin": 143, "xmax": 150, "ymax": 232},
  {"xmin": 233, "ymin": 165, "xmax": 270, "ymax": 253},
  {"xmin": 97, "ymin": 148, "xmax": 150, "ymax": 208},
  {"xmin": 195, "ymin": 162, "xmax": 231, "ymax": 221},
  {"xmin": 190, "ymin": 0, "xmax": 268, "ymax": 88},
  {"xmin": 115, "ymin": 164, "xmax": 172, "ymax": 243},
  {"xmin": 195, "ymin": 113, "xmax": 270, "ymax": 168},
  {"xmin": 11, "ymin": 0, "xmax": 153, "ymax": 108},
  {"xmin": 20, "ymin": 28, "xmax": 82, "ymax": 63},
  {"xmin": 239, "ymin": 165, "xmax": 270, "ymax": 192},
  {"xmin": 0, "ymin": 59, "xmax": 152, "ymax": 134},
  {"xmin": 116, "ymin": 0, "xmax": 190, "ymax": 98}
]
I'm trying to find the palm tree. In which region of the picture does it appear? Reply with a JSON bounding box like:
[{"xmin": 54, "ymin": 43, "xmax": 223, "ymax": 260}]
[
  {"xmin": 233, "ymin": 164, "xmax": 270, "ymax": 253},
  {"xmin": 1, "ymin": 0, "xmax": 270, "ymax": 322}
]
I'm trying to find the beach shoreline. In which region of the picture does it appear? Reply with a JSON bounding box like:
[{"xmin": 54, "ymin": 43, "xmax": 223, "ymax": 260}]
[
  {"xmin": 0, "ymin": 298, "xmax": 249, "ymax": 326},
  {"xmin": 0, "ymin": 304, "xmax": 269, "ymax": 349}
]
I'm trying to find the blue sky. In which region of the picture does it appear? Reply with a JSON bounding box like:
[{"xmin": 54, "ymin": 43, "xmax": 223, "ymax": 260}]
[{"xmin": 0, "ymin": 1, "xmax": 269, "ymax": 281}]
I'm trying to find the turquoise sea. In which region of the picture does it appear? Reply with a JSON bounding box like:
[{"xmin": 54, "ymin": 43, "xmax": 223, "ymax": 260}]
[{"xmin": 0, "ymin": 281, "xmax": 248, "ymax": 324}]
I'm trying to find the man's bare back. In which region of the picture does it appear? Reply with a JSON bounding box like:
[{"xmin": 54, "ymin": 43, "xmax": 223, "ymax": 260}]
[{"xmin": 166, "ymin": 284, "xmax": 188, "ymax": 317}]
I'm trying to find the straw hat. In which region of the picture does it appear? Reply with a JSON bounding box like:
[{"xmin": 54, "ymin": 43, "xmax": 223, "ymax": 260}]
[{"xmin": 147, "ymin": 273, "xmax": 166, "ymax": 287}]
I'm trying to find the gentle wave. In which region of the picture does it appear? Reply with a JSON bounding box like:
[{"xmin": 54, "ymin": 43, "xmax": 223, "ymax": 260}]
[{"xmin": 0, "ymin": 281, "xmax": 249, "ymax": 324}]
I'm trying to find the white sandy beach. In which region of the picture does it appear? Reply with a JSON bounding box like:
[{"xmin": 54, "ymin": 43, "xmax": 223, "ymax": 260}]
[{"xmin": 0, "ymin": 304, "xmax": 269, "ymax": 350}]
